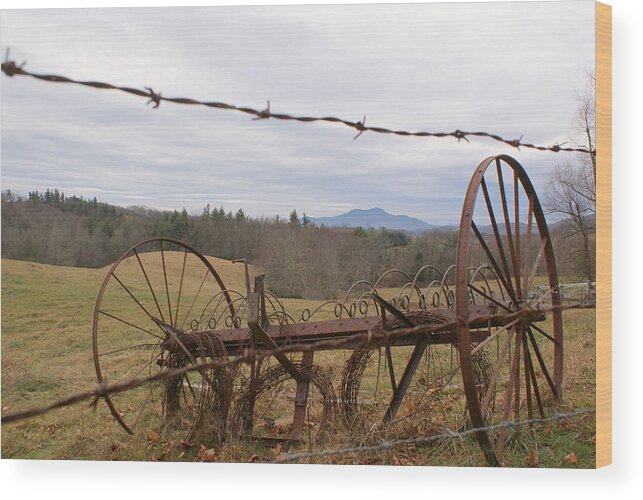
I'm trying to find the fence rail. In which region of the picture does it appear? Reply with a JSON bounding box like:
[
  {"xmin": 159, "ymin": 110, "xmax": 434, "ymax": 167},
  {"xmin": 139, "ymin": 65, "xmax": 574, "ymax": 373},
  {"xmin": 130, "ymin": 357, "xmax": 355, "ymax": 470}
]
[{"xmin": 532, "ymin": 281, "xmax": 596, "ymax": 306}]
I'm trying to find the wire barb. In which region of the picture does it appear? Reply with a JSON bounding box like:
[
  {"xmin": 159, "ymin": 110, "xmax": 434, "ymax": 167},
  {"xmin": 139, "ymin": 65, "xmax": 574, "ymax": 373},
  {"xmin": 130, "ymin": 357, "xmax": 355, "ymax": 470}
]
[
  {"xmin": 353, "ymin": 115, "xmax": 367, "ymax": 140},
  {"xmin": 454, "ymin": 129, "xmax": 469, "ymax": 143},
  {"xmin": 253, "ymin": 100, "xmax": 271, "ymax": 120},
  {"xmin": 510, "ymin": 135, "xmax": 523, "ymax": 149},
  {"xmin": 145, "ymin": 87, "xmax": 162, "ymax": 108},
  {"xmin": 1, "ymin": 49, "xmax": 26, "ymax": 78}
]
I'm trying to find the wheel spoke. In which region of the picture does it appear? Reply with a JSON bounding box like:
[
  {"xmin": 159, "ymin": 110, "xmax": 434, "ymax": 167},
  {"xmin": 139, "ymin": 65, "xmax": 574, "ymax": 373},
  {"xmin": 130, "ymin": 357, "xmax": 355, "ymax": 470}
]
[
  {"xmin": 111, "ymin": 272, "xmax": 154, "ymax": 320},
  {"xmin": 385, "ymin": 344, "xmax": 397, "ymax": 391},
  {"xmin": 131, "ymin": 386, "xmax": 155, "ymax": 431},
  {"xmin": 98, "ymin": 342, "xmax": 159, "ymax": 357},
  {"xmin": 174, "ymin": 249, "xmax": 188, "ymax": 327},
  {"xmin": 513, "ymin": 332, "xmax": 522, "ymax": 421},
  {"xmin": 524, "ymin": 237, "xmax": 548, "ymax": 302},
  {"xmin": 468, "ymin": 283, "xmax": 511, "ymax": 311},
  {"xmin": 471, "ymin": 318, "xmax": 520, "ymax": 355},
  {"xmin": 522, "ymin": 333, "xmax": 533, "ymax": 421},
  {"xmin": 530, "ymin": 323, "xmax": 559, "ymax": 345},
  {"xmin": 496, "ymin": 330, "xmax": 522, "ymax": 461},
  {"xmin": 182, "ymin": 371, "xmax": 199, "ymax": 403},
  {"xmin": 98, "ymin": 310, "xmax": 164, "ymax": 341},
  {"xmin": 524, "ymin": 338, "xmax": 545, "ymax": 417},
  {"xmin": 134, "ymin": 249, "xmax": 166, "ymax": 323},
  {"xmin": 180, "ymin": 268, "xmax": 210, "ymax": 329},
  {"xmin": 522, "ymin": 197, "xmax": 534, "ymax": 298},
  {"xmin": 481, "ymin": 328, "xmax": 514, "ymax": 415},
  {"xmin": 160, "ymin": 241, "xmax": 174, "ymax": 327},
  {"xmin": 125, "ymin": 351, "xmax": 163, "ymax": 381},
  {"xmin": 496, "ymin": 160, "xmax": 521, "ymax": 300},
  {"xmin": 471, "ymin": 221, "xmax": 517, "ymax": 304},
  {"xmin": 480, "ymin": 177, "xmax": 518, "ymax": 303},
  {"xmin": 527, "ymin": 328, "xmax": 558, "ymax": 398},
  {"xmin": 514, "ymin": 170, "xmax": 522, "ymax": 297}
]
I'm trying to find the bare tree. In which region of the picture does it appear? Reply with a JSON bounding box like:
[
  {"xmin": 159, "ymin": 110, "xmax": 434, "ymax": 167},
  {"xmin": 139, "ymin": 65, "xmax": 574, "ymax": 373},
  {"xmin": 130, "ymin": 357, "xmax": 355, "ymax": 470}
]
[
  {"xmin": 575, "ymin": 72, "xmax": 596, "ymax": 183},
  {"xmin": 546, "ymin": 73, "xmax": 596, "ymax": 281}
]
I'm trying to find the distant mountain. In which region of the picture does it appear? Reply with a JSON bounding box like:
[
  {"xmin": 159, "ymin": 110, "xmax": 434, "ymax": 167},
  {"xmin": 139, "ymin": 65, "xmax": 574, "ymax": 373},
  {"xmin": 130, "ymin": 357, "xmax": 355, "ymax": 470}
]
[{"xmin": 310, "ymin": 207, "xmax": 433, "ymax": 232}]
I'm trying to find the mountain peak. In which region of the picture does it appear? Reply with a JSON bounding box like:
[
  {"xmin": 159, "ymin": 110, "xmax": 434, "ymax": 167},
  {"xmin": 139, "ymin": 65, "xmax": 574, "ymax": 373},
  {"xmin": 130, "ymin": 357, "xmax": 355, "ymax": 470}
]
[
  {"xmin": 347, "ymin": 207, "xmax": 387, "ymax": 215},
  {"xmin": 310, "ymin": 208, "xmax": 433, "ymax": 233}
]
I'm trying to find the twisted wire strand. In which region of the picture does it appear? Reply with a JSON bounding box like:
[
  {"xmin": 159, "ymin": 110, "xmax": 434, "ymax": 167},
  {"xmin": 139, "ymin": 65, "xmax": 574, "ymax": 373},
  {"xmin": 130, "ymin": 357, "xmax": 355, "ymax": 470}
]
[
  {"xmin": 1, "ymin": 57, "xmax": 594, "ymax": 155},
  {"xmin": 271, "ymin": 408, "xmax": 594, "ymax": 463}
]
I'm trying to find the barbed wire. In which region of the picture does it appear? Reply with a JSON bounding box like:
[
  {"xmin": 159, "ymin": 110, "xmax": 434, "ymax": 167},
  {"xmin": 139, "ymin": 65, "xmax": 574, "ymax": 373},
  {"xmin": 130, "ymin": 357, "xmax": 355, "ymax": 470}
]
[
  {"xmin": 1, "ymin": 53, "xmax": 594, "ymax": 155},
  {"xmin": 271, "ymin": 408, "xmax": 594, "ymax": 463},
  {"xmin": 1, "ymin": 301, "xmax": 594, "ymax": 425}
]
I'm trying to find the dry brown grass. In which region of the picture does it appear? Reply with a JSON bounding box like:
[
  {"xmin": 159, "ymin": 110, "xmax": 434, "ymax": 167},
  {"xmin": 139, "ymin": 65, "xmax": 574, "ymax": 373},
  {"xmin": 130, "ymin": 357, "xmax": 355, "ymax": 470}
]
[{"xmin": 1, "ymin": 257, "xmax": 595, "ymax": 466}]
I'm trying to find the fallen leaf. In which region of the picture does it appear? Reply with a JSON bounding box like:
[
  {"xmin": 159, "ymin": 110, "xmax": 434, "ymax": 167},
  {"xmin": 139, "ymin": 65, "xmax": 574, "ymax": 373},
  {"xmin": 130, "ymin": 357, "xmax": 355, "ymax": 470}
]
[
  {"xmin": 248, "ymin": 454, "xmax": 259, "ymax": 463},
  {"xmin": 564, "ymin": 452, "xmax": 579, "ymax": 466},
  {"xmin": 109, "ymin": 443, "xmax": 120, "ymax": 452},
  {"xmin": 198, "ymin": 444, "xmax": 218, "ymax": 462},
  {"xmin": 271, "ymin": 444, "xmax": 283, "ymax": 456},
  {"xmin": 527, "ymin": 448, "xmax": 540, "ymax": 467},
  {"xmin": 146, "ymin": 430, "xmax": 160, "ymax": 442},
  {"xmin": 41, "ymin": 424, "xmax": 57, "ymax": 436}
]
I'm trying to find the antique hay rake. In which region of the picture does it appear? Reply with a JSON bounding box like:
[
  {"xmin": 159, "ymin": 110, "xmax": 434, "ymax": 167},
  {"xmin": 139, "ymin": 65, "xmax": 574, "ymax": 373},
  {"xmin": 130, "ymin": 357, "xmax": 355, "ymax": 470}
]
[{"xmin": 92, "ymin": 155, "xmax": 562, "ymax": 466}]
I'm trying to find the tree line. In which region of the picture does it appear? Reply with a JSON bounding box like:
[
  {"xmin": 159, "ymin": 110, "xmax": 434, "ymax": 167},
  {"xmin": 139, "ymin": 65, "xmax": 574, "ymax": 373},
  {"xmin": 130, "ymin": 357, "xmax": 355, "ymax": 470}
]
[
  {"xmin": 1, "ymin": 190, "xmax": 462, "ymax": 299},
  {"xmin": 2, "ymin": 184, "xmax": 596, "ymax": 299}
]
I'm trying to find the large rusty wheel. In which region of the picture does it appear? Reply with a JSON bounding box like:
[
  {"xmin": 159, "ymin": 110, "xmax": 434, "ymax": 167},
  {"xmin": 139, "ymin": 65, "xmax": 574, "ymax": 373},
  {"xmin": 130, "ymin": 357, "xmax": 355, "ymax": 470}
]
[
  {"xmin": 92, "ymin": 238, "xmax": 236, "ymax": 439},
  {"xmin": 456, "ymin": 155, "xmax": 563, "ymax": 466}
]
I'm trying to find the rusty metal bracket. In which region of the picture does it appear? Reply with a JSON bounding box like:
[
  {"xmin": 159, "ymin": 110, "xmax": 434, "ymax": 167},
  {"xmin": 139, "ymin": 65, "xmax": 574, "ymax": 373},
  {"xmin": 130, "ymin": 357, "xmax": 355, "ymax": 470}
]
[{"xmin": 247, "ymin": 286, "xmax": 305, "ymax": 383}]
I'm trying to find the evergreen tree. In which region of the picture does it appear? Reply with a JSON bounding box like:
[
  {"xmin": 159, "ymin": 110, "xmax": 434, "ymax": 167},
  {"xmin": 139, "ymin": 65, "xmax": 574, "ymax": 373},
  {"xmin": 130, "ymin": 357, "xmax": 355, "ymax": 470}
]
[{"xmin": 289, "ymin": 209, "xmax": 300, "ymax": 226}]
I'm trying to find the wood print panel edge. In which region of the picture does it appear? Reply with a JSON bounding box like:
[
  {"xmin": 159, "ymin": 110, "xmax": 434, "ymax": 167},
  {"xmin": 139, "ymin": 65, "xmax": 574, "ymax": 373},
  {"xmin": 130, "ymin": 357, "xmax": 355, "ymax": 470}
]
[{"xmin": 595, "ymin": 0, "xmax": 612, "ymax": 469}]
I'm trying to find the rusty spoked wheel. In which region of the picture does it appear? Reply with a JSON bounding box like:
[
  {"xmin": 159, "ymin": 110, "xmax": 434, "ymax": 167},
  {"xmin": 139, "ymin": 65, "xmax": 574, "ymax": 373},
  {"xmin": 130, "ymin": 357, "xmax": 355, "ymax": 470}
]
[
  {"xmin": 92, "ymin": 238, "xmax": 236, "ymax": 438},
  {"xmin": 455, "ymin": 155, "xmax": 563, "ymax": 466},
  {"xmin": 231, "ymin": 359, "xmax": 337, "ymax": 443}
]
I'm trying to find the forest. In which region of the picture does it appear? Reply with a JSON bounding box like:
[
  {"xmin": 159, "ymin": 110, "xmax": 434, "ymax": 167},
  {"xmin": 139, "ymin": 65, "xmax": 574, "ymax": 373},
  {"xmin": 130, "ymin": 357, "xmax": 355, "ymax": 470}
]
[{"xmin": 1, "ymin": 187, "xmax": 593, "ymax": 300}]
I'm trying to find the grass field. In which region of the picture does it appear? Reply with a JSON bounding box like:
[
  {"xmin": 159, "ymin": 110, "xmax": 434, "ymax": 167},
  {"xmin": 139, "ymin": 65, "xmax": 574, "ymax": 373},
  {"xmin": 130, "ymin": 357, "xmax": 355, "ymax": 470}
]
[{"xmin": 1, "ymin": 256, "xmax": 596, "ymax": 467}]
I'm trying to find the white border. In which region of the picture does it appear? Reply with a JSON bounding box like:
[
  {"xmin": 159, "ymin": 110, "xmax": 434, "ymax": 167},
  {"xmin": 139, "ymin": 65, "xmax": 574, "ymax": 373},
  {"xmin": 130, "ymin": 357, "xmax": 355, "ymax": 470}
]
[{"xmin": 1, "ymin": 1, "xmax": 641, "ymax": 498}]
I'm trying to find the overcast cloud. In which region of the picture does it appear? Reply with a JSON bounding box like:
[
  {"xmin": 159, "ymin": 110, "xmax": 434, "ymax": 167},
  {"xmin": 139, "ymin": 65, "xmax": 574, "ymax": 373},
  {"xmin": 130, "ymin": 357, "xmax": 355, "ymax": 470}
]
[{"xmin": 1, "ymin": 1, "xmax": 595, "ymax": 224}]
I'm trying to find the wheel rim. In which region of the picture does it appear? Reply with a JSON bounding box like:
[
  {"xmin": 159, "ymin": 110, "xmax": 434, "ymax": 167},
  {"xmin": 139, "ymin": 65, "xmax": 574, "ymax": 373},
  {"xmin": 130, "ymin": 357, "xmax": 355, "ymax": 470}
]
[
  {"xmin": 92, "ymin": 238, "xmax": 236, "ymax": 435},
  {"xmin": 455, "ymin": 155, "xmax": 563, "ymax": 466}
]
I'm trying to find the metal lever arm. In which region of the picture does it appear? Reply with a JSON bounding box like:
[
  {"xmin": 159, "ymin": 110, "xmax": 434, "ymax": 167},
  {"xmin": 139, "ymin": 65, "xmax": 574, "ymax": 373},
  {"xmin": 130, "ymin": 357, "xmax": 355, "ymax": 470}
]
[{"xmin": 247, "ymin": 291, "xmax": 306, "ymax": 383}]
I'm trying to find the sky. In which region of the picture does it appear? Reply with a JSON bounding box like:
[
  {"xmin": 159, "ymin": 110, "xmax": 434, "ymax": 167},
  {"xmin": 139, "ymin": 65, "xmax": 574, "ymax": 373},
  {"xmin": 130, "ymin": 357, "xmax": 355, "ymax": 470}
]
[{"xmin": 0, "ymin": 1, "xmax": 595, "ymax": 225}]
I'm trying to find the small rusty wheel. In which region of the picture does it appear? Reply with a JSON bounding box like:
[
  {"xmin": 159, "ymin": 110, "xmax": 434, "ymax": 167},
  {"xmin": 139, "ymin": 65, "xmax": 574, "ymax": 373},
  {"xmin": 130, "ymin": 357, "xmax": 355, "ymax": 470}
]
[
  {"xmin": 230, "ymin": 359, "xmax": 337, "ymax": 443},
  {"xmin": 92, "ymin": 238, "xmax": 236, "ymax": 438},
  {"xmin": 340, "ymin": 341, "xmax": 493, "ymax": 440},
  {"xmin": 455, "ymin": 155, "xmax": 563, "ymax": 466}
]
